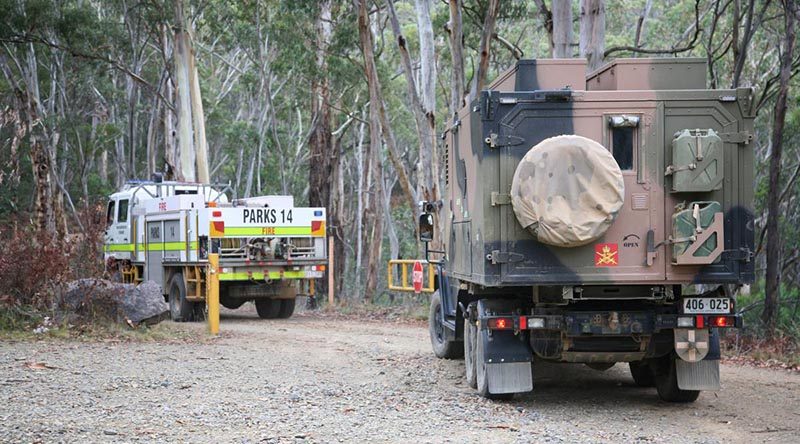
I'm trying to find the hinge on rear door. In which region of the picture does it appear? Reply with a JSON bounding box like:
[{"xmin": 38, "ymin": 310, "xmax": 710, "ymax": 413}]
[
  {"xmin": 491, "ymin": 192, "xmax": 511, "ymax": 206},
  {"xmin": 719, "ymin": 131, "xmax": 753, "ymax": 145},
  {"xmin": 486, "ymin": 250, "xmax": 524, "ymax": 265},
  {"xmin": 485, "ymin": 133, "xmax": 525, "ymax": 149}
]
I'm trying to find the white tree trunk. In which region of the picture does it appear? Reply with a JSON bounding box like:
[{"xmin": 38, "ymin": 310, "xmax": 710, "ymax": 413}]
[
  {"xmin": 552, "ymin": 0, "xmax": 573, "ymax": 58},
  {"xmin": 448, "ymin": 0, "xmax": 466, "ymax": 114},
  {"xmin": 174, "ymin": 0, "xmax": 196, "ymax": 182},
  {"xmin": 580, "ymin": 0, "xmax": 606, "ymax": 71},
  {"xmin": 189, "ymin": 37, "xmax": 210, "ymax": 183}
]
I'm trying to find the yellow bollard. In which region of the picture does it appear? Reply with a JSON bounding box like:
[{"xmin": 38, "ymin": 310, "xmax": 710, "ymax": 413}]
[{"xmin": 207, "ymin": 253, "xmax": 220, "ymax": 335}]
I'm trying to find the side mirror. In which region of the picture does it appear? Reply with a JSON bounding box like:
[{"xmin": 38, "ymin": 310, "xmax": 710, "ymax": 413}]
[{"xmin": 419, "ymin": 212, "xmax": 434, "ymax": 242}]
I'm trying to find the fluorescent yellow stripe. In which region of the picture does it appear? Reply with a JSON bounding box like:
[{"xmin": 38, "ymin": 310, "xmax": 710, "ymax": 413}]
[
  {"xmin": 224, "ymin": 226, "xmax": 312, "ymax": 236},
  {"xmin": 218, "ymin": 270, "xmax": 307, "ymax": 281},
  {"xmin": 107, "ymin": 242, "xmax": 199, "ymax": 253}
]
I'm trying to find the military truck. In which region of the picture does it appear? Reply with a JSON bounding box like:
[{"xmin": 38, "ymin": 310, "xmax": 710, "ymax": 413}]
[{"xmin": 420, "ymin": 58, "xmax": 753, "ymax": 401}]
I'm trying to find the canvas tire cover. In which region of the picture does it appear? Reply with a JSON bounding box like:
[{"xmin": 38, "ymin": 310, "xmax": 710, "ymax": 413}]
[{"xmin": 511, "ymin": 135, "xmax": 625, "ymax": 247}]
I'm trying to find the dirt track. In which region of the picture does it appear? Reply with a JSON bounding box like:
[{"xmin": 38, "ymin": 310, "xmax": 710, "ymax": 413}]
[{"xmin": 1, "ymin": 306, "xmax": 798, "ymax": 443}]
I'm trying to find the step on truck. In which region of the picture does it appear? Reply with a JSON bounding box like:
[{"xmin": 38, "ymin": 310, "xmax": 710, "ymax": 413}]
[
  {"xmin": 421, "ymin": 58, "xmax": 753, "ymax": 402},
  {"xmin": 104, "ymin": 178, "xmax": 327, "ymax": 321}
]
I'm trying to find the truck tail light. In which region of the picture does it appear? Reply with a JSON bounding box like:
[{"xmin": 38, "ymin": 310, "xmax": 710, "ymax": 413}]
[
  {"xmin": 677, "ymin": 316, "xmax": 694, "ymax": 328},
  {"xmin": 487, "ymin": 317, "xmax": 513, "ymax": 330},
  {"xmin": 711, "ymin": 316, "xmax": 735, "ymax": 328},
  {"xmin": 212, "ymin": 210, "xmax": 222, "ymax": 217}
]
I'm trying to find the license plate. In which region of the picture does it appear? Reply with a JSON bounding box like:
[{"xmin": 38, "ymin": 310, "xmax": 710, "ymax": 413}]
[{"xmin": 682, "ymin": 297, "xmax": 732, "ymax": 314}]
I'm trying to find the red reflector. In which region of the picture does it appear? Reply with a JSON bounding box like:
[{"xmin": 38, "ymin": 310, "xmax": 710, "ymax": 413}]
[
  {"xmin": 212, "ymin": 210, "xmax": 222, "ymax": 217},
  {"xmin": 711, "ymin": 316, "xmax": 733, "ymax": 327},
  {"xmin": 487, "ymin": 317, "xmax": 512, "ymax": 330},
  {"xmin": 519, "ymin": 316, "xmax": 527, "ymax": 330},
  {"xmin": 311, "ymin": 220, "xmax": 322, "ymax": 231},
  {"xmin": 695, "ymin": 315, "xmax": 704, "ymax": 329}
]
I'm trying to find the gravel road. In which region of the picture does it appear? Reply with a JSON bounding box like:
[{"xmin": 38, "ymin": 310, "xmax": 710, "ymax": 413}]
[{"xmin": 1, "ymin": 305, "xmax": 798, "ymax": 443}]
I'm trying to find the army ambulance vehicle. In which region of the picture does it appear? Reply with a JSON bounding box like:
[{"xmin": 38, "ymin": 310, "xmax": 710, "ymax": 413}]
[
  {"xmin": 104, "ymin": 177, "xmax": 327, "ymax": 321},
  {"xmin": 420, "ymin": 58, "xmax": 753, "ymax": 401}
]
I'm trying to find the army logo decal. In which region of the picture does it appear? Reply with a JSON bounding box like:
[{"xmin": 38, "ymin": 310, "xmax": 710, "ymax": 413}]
[{"xmin": 595, "ymin": 243, "xmax": 619, "ymax": 266}]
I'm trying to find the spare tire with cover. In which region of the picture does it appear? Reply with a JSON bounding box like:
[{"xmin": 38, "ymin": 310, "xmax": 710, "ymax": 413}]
[{"xmin": 510, "ymin": 135, "xmax": 625, "ymax": 247}]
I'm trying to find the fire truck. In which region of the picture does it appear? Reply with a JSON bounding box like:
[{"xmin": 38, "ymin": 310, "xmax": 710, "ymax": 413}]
[{"xmin": 103, "ymin": 177, "xmax": 327, "ymax": 321}]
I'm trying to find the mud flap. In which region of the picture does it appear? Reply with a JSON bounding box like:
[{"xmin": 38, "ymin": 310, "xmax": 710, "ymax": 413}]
[
  {"xmin": 676, "ymin": 360, "xmax": 720, "ymax": 391},
  {"xmin": 477, "ymin": 299, "xmax": 533, "ymax": 394},
  {"xmin": 676, "ymin": 328, "xmax": 721, "ymax": 391},
  {"xmin": 486, "ymin": 362, "xmax": 533, "ymax": 394}
]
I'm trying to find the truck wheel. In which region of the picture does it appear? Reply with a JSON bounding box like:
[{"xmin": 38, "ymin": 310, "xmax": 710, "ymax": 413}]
[
  {"xmin": 221, "ymin": 299, "xmax": 245, "ymax": 310},
  {"xmin": 654, "ymin": 356, "xmax": 700, "ymax": 403},
  {"xmin": 255, "ymin": 299, "xmax": 281, "ymax": 319},
  {"xmin": 277, "ymin": 299, "xmax": 296, "ymax": 319},
  {"xmin": 168, "ymin": 273, "xmax": 194, "ymax": 322},
  {"xmin": 464, "ymin": 317, "xmax": 478, "ymax": 389},
  {"xmin": 476, "ymin": 329, "xmax": 514, "ymax": 401},
  {"xmin": 629, "ymin": 360, "xmax": 655, "ymax": 387},
  {"xmin": 429, "ymin": 290, "xmax": 463, "ymax": 359}
]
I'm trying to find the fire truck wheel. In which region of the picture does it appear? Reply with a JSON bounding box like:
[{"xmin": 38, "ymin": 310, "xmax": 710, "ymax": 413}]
[
  {"xmin": 192, "ymin": 303, "xmax": 206, "ymax": 321},
  {"xmin": 654, "ymin": 355, "xmax": 700, "ymax": 403},
  {"xmin": 277, "ymin": 299, "xmax": 296, "ymax": 319},
  {"xmin": 429, "ymin": 291, "xmax": 463, "ymax": 359},
  {"xmin": 464, "ymin": 317, "xmax": 478, "ymax": 389},
  {"xmin": 255, "ymin": 299, "xmax": 281, "ymax": 319},
  {"xmin": 220, "ymin": 299, "xmax": 245, "ymax": 310},
  {"xmin": 168, "ymin": 273, "xmax": 194, "ymax": 322},
  {"xmin": 629, "ymin": 360, "xmax": 655, "ymax": 387}
]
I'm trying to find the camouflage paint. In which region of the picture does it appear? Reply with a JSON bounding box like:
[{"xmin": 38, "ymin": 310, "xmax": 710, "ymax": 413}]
[{"xmin": 441, "ymin": 58, "xmax": 755, "ymax": 293}]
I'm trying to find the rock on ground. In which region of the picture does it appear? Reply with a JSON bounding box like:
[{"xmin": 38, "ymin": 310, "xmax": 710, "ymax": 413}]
[{"xmin": 60, "ymin": 278, "xmax": 168, "ymax": 325}]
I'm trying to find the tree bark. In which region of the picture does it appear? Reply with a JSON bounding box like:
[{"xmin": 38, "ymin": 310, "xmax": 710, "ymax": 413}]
[
  {"xmin": 533, "ymin": 0, "xmax": 554, "ymax": 57},
  {"xmin": 470, "ymin": 0, "xmax": 500, "ymax": 99},
  {"xmin": 762, "ymin": 0, "xmax": 795, "ymax": 338},
  {"xmin": 31, "ymin": 140, "xmax": 55, "ymax": 234},
  {"xmin": 580, "ymin": 0, "xmax": 605, "ymax": 72},
  {"xmin": 414, "ymin": 0, "xmax": 440, "ymax": 211},
  {"xmin": 174, "ymin": 0, "xmax": 196, "ymax": 182},
  {"xmin": 309, "ymin": 0, "xmax": 333, "ymax": 211},
  {"xmin": 355, "ymin": 0, "xmax": 385, "ymax": 302},
  {"xmin": 447, "ymin": 0, "xmax": 466, "ymax": 115},
  {"xmin": 552, "ymin": 0, "xmax": 573, "ymax": 58},
  {"xmin": 633, "ymin": 0, "xmax": 654, "ymax": 50},
  {"xmin": 188, "ymin": 33, "xmax": 210, "ymax": 183},
  {"xmin": 161, "ymin": 23, "xmax": 177, "ymax": 179}
]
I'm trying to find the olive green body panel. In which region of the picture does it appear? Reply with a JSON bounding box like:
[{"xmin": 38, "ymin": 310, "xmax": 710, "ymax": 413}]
[{"xmin": 442, "ymin": 59, "xmax": 755, "ymax": 288}]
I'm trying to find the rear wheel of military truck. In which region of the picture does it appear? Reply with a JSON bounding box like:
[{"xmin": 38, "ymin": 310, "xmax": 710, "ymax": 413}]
[
  {"xmin": 654, "ymin": 355, "xmax": 700, "ymax": 403},
  {"xmin": 429, "ymin": 290, "xmax": 463, "ymax": 359},
  {"xmin": 629, "ymin": 360, "xmax": 656, "ymax": 387},
  {"xmin": 475, "ymin": 328, "xmax": 514, "ymax": 401},
  {"xmin": 464, "ymin": 317, "xmax": 478, "ymax": 389}
]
